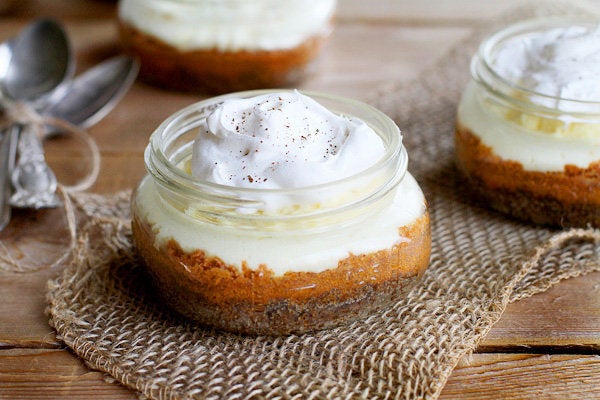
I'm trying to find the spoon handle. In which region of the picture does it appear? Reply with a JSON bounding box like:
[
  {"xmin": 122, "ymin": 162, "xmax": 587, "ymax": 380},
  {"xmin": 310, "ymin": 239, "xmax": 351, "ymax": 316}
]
[
  {"xmin": 16, "ymin": 124, "xmax": 44, "ymax": 161},
  {"xmin": 9, "ymin": 125, "xmax": 60, "ymax": 209},
  {"xmin": 0, "ymin": 125, "xmax": 19, "ymax": 230}
]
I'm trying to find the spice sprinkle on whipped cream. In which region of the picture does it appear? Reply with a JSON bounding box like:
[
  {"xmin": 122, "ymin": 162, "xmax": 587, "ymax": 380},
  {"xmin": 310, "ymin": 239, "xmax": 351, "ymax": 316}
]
[
  {"xmin": 493, "ymin": 23, "xmax": 600, "ymax": 106},
  {"xmin": 191, "ymin": 91, "xmax": 386, "ymax": 190}
]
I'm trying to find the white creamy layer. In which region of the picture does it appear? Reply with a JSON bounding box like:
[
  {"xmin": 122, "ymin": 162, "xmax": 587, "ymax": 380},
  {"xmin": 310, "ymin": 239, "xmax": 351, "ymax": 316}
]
[
  {"xmin": 458, "ymin": 81, "xmax": 600, "ymax": 171},
  {"xmin": 119, "ymin": 0, "xmax": 336, "ymax": 51},
  {"xmin": 493, "ymin": 23, "xmax": 600, "ymax": 110},
  {"xmin": 191, "ymin": 91, "xmax": 386, "ymax": 206},
  {"xmin": 136, "ymin": 172, "xmax": 426, "ymax": 275}
]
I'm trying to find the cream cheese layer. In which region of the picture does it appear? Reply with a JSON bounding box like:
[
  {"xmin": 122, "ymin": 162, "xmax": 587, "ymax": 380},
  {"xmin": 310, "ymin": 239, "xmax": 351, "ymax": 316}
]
[
  {"xmin": 119, "ymin": 0, "xmax": 336, "ymax": 52},
  {"xmin": 458, "ymin": 81, "xmax": 600, "ymax": 172}
]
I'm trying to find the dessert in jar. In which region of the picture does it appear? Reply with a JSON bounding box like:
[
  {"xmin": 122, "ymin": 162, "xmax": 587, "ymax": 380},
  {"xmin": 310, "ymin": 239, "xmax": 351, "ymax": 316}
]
[
  {"xmin": 456, "ymin": 18, "xmax": 600, "ymax": 227},
  {"xmin": 131, "ymin": 90, "xmax": 431, "ymax": 335},
  {"xmin": 117, "ymin": 0, "xmax": 336, "ymax": 93}
]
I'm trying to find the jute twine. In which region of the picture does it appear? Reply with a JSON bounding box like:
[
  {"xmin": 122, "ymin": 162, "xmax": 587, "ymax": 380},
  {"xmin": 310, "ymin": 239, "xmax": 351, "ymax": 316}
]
[
  {"xmin": 47, "ymin": 2, "xmax": 600, "ymax": 399},
  {"xmin": 0, "ymin": 99, "xmax": 100, "ymax": 273},
  {"xmin": 0, "ymin": 99, "xmax": 101, "ymax": 194}
]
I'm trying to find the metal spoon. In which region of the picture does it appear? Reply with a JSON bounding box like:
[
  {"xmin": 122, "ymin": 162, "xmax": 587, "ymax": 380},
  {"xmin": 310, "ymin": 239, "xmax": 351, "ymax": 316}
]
[
  {"xmin": 0, "ymin": 19, "xmax": 73, "ymax": 228},
  {"xmin": 2, "ymin": 18, "xmax": 73, "ymax": 105},
  {"xmin": 0, "ymin": 40, "xmax": 16, "ymax": 230},
  {"xmin": 9, "ymin": 127, "xmax": 60, "ymax": 209},
  {"xmin": 44, "ymin": 55, "xmax": 139, "ymax": 132},
  {"xmin": 9, "ymin": 55, "xmax": 139, "ymax": 209},
  {"xmin": 3, "ymin": 19, "xmax": 73, "ymax": 212}
]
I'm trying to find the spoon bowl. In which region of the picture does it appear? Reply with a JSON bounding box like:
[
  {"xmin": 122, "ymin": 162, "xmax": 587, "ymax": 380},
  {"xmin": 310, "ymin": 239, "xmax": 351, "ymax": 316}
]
[
  {"xmin": 45, "ymin": 55, "xmax": 139, "ymax": 131},
  {"xmin": 2, "ymin": 19, "xmax": 73, "ymax": 105}
]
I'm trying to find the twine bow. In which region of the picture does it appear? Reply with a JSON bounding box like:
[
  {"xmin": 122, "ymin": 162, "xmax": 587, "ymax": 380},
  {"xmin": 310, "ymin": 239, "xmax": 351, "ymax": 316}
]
[
  {"xmin": 0, "ymin": 98, "xmax": 101, "ymax": 272},
  {"xmin": 0, "ymin": 98, "xmax": 100, "ymax": 191}
]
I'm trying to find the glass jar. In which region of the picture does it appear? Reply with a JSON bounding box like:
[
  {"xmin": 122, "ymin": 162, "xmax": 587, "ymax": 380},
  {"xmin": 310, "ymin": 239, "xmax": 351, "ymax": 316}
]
[
  {"xmin": 455, "ymin": 17, "xmax": 600, "ymax": 227},
  {"xmin": 117, "ymin": 0, "xmax": 336, "ymax": 94},
  {"xmin": 131, "ymin": 89, "xmax": 430, "ymax": 335}
]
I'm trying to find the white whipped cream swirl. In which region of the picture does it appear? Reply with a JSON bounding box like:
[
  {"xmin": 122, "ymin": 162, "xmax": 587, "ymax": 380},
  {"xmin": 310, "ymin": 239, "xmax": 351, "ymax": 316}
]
[
  {"xmin": 493, "ymin": 24, "xmax": 600, "ymax": 107},
  {"xmin": 191, "ymin": 91, "xmax": 386, "ymax": 193}
]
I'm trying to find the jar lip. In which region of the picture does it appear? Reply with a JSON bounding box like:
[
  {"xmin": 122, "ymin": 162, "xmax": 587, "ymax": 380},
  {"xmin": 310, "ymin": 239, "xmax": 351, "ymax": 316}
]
[
  {"xmin": 472, "ymin": 16, "xmax": 600, "ymax": 114},
  {"xmin": 147, "ymin": 89, "xmax": 405, "ymax": 200}
]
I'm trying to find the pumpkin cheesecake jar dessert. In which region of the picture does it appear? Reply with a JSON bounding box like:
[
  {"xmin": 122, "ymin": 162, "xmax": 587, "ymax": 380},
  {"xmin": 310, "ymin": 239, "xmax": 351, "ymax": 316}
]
[
  {"xmin": 131, "ymin": 90, "xmax": 431, "ymax": 335},
  {"xmin": 456, "ymin": 18, "xmax": 600, "ymax": 227},
  {"xmin": 118, "ymin": 0, "xmax": 336, "ymax": 93}
]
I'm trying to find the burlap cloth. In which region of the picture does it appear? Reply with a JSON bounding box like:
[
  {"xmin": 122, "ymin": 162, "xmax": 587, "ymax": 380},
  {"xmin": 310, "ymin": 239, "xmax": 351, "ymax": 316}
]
[{"xmin": 45, "ymin": 2, "xmax": 600, "ymax": 399}]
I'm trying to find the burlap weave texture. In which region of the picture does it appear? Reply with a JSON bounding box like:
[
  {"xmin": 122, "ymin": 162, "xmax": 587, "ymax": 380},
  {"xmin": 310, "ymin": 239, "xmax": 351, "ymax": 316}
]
[{"xmin": 47, "ymin": 2, "xmax": 600, "ymax": 399}]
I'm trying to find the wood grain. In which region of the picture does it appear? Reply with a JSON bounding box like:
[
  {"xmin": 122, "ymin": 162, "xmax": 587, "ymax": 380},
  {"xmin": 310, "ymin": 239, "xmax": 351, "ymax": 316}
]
[
  {"xmin": 440, "ymin": 353, "xmax": 600, "ymax": 399},
  {"xmin": 0, "ymin": 349, "xmax": 135, "ymax": 399},
  {"xmin": 0, "ymin": 1, "xmax": 599, "ymax": 399},
  {"xmin": 0, "ymin": 269, "xmax": 60, "ymax": 349},
  {"xmin": 482, "ymin": 271, "xmax": 600, "ymax": 352},
  {"xmin": 0, "ymin": 350, "xmax": 597, "ymax": 400}
]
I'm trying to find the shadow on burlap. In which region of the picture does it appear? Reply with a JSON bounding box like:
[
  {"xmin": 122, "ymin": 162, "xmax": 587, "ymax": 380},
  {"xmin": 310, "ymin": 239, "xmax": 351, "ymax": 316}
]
[{"xmin": 46, "ymin": 2, "xmax": 600, "ymax": 399}]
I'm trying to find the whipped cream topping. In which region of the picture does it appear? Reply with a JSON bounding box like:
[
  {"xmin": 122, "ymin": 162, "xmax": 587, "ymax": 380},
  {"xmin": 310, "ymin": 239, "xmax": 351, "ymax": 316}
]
[
  {"xmin": 492, "ymin": 23, "xmax": 600, "ymax": 109},
  {"xmin": 191, "ymin": 91, "xmax": 386, "ymax": 194},
  {"xmin": 119, "ymin": 0, "xmax": 336, "ymax": 52}
]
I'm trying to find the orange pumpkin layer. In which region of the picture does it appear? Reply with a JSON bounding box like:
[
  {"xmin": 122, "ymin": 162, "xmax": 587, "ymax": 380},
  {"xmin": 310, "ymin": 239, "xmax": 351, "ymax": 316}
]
[
  {"xmin": 119, "ymin": 22, "xmax": 327, "ymax": 94},
  {"xmin": 455, "ymin": 124, "xmax": 600, "ymax": 227}
]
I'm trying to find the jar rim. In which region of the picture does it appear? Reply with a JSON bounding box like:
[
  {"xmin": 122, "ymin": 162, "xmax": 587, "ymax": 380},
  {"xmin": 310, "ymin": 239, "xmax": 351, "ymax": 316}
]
[
  {"xmin": 472, "ymin": 16, "xmax": 600, "ymax": 115},
  {"xmin": 146, "ymin": 89, "xmax": 405, "ymax": 203}
]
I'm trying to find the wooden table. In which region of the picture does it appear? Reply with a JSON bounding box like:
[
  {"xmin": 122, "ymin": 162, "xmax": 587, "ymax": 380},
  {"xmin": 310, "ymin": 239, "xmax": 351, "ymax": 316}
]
[{"xmin": 0, "ymin": 1, "xmax": 599, "ymax": 398}]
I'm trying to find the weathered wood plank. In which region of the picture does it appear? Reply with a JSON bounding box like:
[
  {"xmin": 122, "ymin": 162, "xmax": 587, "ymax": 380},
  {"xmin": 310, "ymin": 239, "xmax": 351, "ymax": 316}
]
[
  {"xmin": 480, "ymin": 271, "xmax": 600, "ymax": 351},
  {"xmin": 1, "ymin": 0, "xmax": 116, "ymax": 20},
  {"xmin": 0, "ymin": 350, "xmax": 598, "ymax": 400},
  {"xmin": 0, "ymin": 349, "xmax": 135, "ymax": 399},
  {"xmin": 339, "ymin": 0, "xmax": 600, "ymax": 22},
  {"xmin": 0, "ymin": 269, "xmax": 60, "ymax": 348},
  {"xmin": 9, "ymin": 0, "xmax": 600, "ymax": 25},
  {"xmin": 0, "ymin": 2, "xmax": 599, "ymax": 399},
  {"xmin": 302, "ymin": 25, "xmax": 470, "ymax": 99},
  {"xmin": 440, "ymin": 353, "xmax": 600, "ymax": 399}
]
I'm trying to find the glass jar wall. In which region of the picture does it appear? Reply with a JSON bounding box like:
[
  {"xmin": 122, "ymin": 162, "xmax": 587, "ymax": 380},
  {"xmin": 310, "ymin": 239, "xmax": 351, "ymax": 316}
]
[
  {"xmin": 455, "ymin": 18, "xmax": 600, "ymax": 227},
  {"xmin": 118, "ymin": 0, "xmax": 336, "ymax": 93},
  {"xmin": 131, "ymin": 90, "xmax": 431, "ymax": 335}
]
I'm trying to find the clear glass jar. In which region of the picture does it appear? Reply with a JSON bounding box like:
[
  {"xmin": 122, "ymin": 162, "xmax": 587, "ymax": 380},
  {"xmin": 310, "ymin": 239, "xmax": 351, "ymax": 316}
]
[
  {"xmin": 455, "ymin": 17, "xmax": 600, "ymax": 227},
  {"xmin": 131, "ymin": 90, "xmax": 430, "ymax": 335},
  {"xmin": 117, "ymin": 0, "xmax": 336, "ymax": 93}
]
